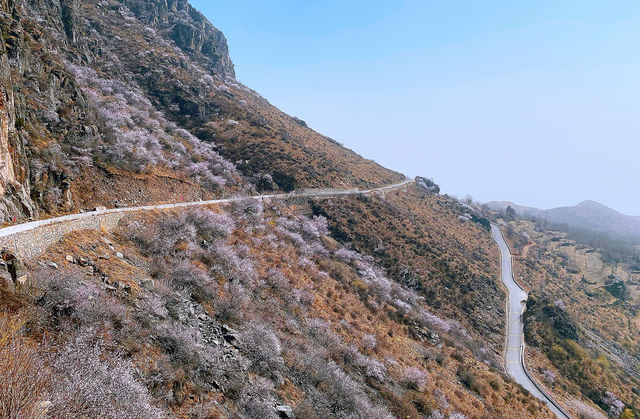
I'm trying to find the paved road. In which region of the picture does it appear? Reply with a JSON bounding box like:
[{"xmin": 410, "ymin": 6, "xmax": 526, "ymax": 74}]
[
  {"xmin": 491, "ymin": 224, "xmax": 571, "ymax": 419},
  {"xmin": 0, "ymin": 178, "xmax": 415, "ymax": 239}
]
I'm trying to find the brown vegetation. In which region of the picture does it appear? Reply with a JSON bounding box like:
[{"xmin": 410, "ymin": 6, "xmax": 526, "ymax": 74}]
[
  {"xmin": 501, "ymin": 219, "xmax": 640, "ymax": 418},
  {"xmin": 0, "ymin": 200, "xmax": 553, "ymax": 417}
]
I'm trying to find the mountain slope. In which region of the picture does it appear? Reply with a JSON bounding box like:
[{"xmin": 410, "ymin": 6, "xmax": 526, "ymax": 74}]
[
  {"xmin": 0, "ymin": 0, "xmax": 402, "ymax": 222},
  {"xmin": 544, "ymin": 200, "xmax": 640, "ymax": 239},
  {"xmin": 0, "ymin": 1, "xmax": 562, "ymax": 418}
]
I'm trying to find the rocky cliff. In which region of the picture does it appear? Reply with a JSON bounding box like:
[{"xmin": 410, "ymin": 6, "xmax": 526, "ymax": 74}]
[
  {"xmin": 0, "ymin": 0, "xmax": 37, "ymax": 219},
  {"xmin": 120, "ymin": 0, "xmax": 235, "ymax": 78},
  {"xmin": 0, "ymin": 0, "xmax": 400, "ymax": 223}
]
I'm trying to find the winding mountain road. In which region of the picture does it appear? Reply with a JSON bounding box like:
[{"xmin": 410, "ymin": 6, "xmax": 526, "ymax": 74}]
[
  {"xmin": 0, "ymin": 178, "xmax": 415, "ymax": 240},
  {"xmin": 491, "ymin": 224, "xmax": 572, "ymax": 419},
  {"xmin": 0, "ymin": 179, "xmax": 574, "ymax": 419}
]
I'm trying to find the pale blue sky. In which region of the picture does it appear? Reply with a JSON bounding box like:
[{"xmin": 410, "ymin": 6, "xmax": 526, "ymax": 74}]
[{"xmin": 190, "ymin": 0, "xmax": 640, "ymax": 215}]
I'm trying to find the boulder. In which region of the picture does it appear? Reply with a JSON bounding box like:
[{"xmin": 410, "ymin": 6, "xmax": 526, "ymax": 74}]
[
  {"xmin": 13, "ymin": 258, "xmax": 26, "ymax": 276},
  {"xmin": 222, "ymin": 324, "xmax": 239, "ymax": 343},
  {"xmin": 0, "ymin": 262, "xmax": 14, "ymax": 291},
  {"xmin": 276, "ymin": 405, "xmax": 294, "ymax": 419},
  {"xmin": 7, "ymin": 257, "xmax": 27, "ymax": 285}
]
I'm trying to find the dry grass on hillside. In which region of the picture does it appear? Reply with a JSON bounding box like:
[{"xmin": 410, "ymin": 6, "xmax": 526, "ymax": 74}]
[
  {"xmin": 0, "ymin": 200, "xmax": 553, "ymax": 418},
  {"xmin": 501, "ymin": 220, "xmax": 640, "ymax": 419},
  {"xmin": 308, "ymin": 185, "xmax": 505, "ymax": 351}
]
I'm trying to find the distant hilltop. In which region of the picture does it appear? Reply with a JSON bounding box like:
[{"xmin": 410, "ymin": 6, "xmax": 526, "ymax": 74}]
[{"xmin": 486, "ymin": 200, "xmax": 640, "ymax": 240}]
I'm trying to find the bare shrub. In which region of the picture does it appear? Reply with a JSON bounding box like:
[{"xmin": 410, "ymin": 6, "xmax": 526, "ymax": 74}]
[
  {"xmin": 166, "ymin": 260, "xmax": 217, "ymax": 301},
  {"xmin": 230, "ymin": 198, "xmax": 264, "ymax": 222},
  {"xmin": 311, "ymin": 358, "xmax": 393, "ymax": 418},
  {"xmin": 48, "ymin": 327, "xmax": 163, "ymax": 419},
  {"xmin": 402, "ymin": 367, "xmax": 428, "ymax": 391},
  {"xmin": 185, "ymin": 400, "xmax": 221, "ymax": 419},
  {"xmin": 155, "ymin": 322, "xmax": 203, "ymax": 370},
  {"xmin": 37, "ymin": 271, "xmax": 127, "ymax": 330},
  {"xmin": 456, "ymin": 366, "xmax": 485, "ymax": 395},
  {"xmin": 238, "ymin": 377, "xmax": 278, "ymax": 419},
  {"xmin": 204, "ymin": 241, "xmax": 257, "ymax": 285},
  {"xmin": 290, "ymin": 342, "xmax": 392, "ymax": 418},
  {"xmin": 239, "ymin": 322, "xmax": 283, "ymax": 375},
  {"xmin": 362, "ymin": 334, "xmax": 377, "ymax": 351},
  {"xmin": 355, "ymin": 354, "xmax": 387, "ymax": 383},
  {"xmin": 265, "ymin": 268, "xmax": 289, "ymax": 290},
  {"xmin": 287, "ymin": 286, "xmax": 315, "ymax": 307},
  {"xmin": 154, "ymin": 216, "xmax": 198, "ymax": 255},
  {"xmin": 214, "ymin": 281, "xmax": 249, "ymax": 323},
  {"xmin": 132, "ymin": 210, "xmax": 235, "ymax": 258},
  {"xmin": 0, "ymin": 316, "xmax": 50, "ymax": 419},
  {"xmin": 276, "ymin": 216, "xmax": 329, "ymax": 256},
  {"xmin": 184, "ymin": 209, "xmax": 235, "ymax": 242}
]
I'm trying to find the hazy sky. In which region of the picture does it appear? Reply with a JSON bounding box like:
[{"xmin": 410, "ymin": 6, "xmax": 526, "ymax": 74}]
[{"xmin": 190, "ymin": 0, "xmax": 640, "ymax": 215}]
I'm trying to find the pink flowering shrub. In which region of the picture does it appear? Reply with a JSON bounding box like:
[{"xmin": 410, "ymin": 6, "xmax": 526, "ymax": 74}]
[
  {"xmin": 65, "ymin": 62, "xmax": 239, "ymax": 189},
  {"xmin": 37, "ymin": 272, "xmax": 128, "ymax": 330},
  {"xmin": 602, "ymin": 391, "xmax": 625, "ymax": 417},
  {"xmin": 239, "ymin": 322, "xmax": 284, "ymax": 375},
  {"xmin": 362, "ymin": 334, "xmax": 377, "ymax": 351},
  {"xmin": 541, "ymin": 369, "xmax": 556, "ymax": 383},
  {"xmin": 48, "ymin": 328, "xmax": 163, "ymax": 419},
  {"xmin": 276, "ymin": 215, "xmax": 329, "ymax": 256}
]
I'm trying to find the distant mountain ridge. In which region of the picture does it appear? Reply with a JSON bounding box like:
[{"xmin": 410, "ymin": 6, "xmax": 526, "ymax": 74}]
[
  {"xmin": 484, "ymin": 201, "xmax": 543, "ymax": 217},
  {"xmin": 486, "ymin": 200, "xmax": 640, "ymax": 240}
]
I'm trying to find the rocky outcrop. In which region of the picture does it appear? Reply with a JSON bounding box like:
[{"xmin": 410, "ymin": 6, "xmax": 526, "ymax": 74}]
[
  {"xmin": 0, "ymin": 250, "xmax": 27, "ymax": 288},
  {"xmin": 0, "ymin": 0, "xmax": 102, "ymax": 220},
  {"xmin": 416, "ymin": 176, "xmax": 440, "ymax": 194},
  {"xmin": 120, "ymin": 0, "xmax": 235, "ymax": 78},
  {"xmin": 524, "ymin": 293, "xmax": 579, "ymax": 345},
  {"xmin": 0, "ymin": 260, "xmax": 13, "ymax": 290},
  {"xmin": 276, "ymin": 404, "xmax": 294, "ymax": 419},
  {"xmin": 0, "ymin": 9, "xmax": 36, "ymax": 221},
  {"xmin": 0, "ymin": 96, "xmax": 16, "ymax": 188}
]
